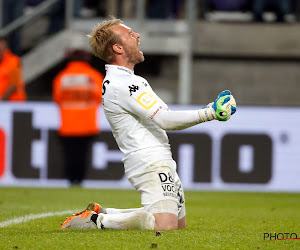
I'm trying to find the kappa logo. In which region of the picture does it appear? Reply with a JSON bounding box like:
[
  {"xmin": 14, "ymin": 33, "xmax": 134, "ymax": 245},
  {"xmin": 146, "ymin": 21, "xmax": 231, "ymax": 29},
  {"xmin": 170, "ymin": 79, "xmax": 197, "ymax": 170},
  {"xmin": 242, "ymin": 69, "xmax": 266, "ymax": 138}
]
[
  {"xmin": 129, "ymin": 85, "xmax": 139, "ymax": 96},
  {"xmin": 137, "ymin": 92, "xmax": 157, "ymax": 109}
]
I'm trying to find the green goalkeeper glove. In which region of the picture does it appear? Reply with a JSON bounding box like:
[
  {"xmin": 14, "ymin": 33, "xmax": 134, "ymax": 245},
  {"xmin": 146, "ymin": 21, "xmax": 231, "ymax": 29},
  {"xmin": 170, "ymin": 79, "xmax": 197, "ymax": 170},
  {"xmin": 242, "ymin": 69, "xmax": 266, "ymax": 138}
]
[
  {"xmin": 198, "ymin": 90, "xmax": 237, "ymax": 123},
  {"xmin": 212, "ymin": 90, "xmax": 236, "ymax": 121}
]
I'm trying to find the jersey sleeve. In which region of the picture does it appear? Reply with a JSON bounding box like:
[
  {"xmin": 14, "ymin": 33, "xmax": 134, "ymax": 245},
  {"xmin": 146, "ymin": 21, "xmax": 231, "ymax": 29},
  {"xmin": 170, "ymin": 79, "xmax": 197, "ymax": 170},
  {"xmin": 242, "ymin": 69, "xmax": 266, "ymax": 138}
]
[{"xmin": 118, "ymin": 80, "xmax": 202, "ymax": 131}]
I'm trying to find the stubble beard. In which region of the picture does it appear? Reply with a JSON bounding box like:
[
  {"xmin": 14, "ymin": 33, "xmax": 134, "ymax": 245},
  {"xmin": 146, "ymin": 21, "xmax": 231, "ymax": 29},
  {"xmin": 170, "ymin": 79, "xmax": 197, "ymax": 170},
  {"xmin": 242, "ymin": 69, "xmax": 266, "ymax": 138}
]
[{"xmin": 124, "ymin": 45, "xmax": 144, "ymax": 66}]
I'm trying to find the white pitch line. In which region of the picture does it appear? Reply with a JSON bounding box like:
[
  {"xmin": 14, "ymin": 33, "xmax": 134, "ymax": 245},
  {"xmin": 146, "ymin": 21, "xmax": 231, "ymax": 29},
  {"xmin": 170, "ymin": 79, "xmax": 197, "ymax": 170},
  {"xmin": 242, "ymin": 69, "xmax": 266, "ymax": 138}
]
[{"xmin": 0, "ymin": 210, "xmax": 76, "ymax": 228}]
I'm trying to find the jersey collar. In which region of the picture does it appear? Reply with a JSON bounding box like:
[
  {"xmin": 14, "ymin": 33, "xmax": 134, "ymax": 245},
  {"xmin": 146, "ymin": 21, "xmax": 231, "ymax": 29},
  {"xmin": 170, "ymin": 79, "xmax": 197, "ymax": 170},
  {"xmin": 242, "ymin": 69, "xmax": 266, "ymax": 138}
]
[{"xmin": 105, "ymin": 64, "xmax": 134, "ymax": 76}]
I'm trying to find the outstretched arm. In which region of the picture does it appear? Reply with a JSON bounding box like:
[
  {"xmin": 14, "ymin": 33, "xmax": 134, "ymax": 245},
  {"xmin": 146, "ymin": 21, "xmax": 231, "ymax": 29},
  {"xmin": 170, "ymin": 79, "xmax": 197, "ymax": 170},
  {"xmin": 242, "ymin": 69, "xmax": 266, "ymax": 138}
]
[
  {"xmin": 121, "ymin": 84, "xmax": 237, "ymax": 131},
  {"xmin": 151, "ymin": 109, "xmax": 201, "ymax": 130},
  {"xmin": 151, "ymin": 90, "xmax": 236, "ymax": 130}
]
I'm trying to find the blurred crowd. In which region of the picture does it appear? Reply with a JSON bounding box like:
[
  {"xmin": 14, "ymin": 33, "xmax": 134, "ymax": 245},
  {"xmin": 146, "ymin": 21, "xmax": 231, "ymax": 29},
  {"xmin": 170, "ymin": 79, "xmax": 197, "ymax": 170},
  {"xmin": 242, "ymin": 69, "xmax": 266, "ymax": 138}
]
[
  {"xmin": 202, "ymin": 0, "xmax": 298, "ymax": 22},
  {"xmin": 0, "ymin": 0, "xmax": 299, "ymax": 102},
  {"xmin": 0, "ymin": 0, "xmax": 299, "ymax": 57},
  {"xmin": 0, "ymin": 0, "xmax": 299, "ymax": 101}
]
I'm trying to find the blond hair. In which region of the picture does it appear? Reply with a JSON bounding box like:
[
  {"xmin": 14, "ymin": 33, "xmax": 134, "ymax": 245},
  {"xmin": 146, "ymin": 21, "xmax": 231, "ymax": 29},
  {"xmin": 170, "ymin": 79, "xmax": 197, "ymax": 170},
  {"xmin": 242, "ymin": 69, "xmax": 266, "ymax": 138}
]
[{"xmin": 88, "ymin": 18, "xmax": 122, "ymax": 63}]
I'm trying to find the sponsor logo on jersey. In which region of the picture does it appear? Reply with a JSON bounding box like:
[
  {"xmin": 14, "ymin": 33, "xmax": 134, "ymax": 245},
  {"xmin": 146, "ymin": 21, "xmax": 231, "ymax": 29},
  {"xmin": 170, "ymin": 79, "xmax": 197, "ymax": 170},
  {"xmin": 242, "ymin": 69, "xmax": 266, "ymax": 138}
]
[
  {"xmin": 150, "ymin": 106, "xmax": 162, "ymax": 119},
  {"xmin": 158, "ymin": 172, "xmax": 177, "ymax": 198},
  {"xmin": 137, "ymin": 92, "xmax": 157, "ymax": 109}
]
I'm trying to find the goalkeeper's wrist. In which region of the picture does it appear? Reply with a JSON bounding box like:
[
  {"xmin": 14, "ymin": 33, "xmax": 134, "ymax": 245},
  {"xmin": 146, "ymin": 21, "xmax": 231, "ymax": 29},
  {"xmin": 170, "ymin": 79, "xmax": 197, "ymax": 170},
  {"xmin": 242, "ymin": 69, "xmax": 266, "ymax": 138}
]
[{"xmin": 198, "ymin": 107, "xmax": 216, "ymax": 123}]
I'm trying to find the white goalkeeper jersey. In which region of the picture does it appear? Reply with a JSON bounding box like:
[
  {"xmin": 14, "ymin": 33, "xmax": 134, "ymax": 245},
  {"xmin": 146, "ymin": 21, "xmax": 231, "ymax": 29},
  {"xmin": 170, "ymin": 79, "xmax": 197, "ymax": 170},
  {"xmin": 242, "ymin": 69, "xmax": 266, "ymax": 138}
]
[{"xmin": 102, "ymin": 65, "xmax": 173, "ymax": 174}]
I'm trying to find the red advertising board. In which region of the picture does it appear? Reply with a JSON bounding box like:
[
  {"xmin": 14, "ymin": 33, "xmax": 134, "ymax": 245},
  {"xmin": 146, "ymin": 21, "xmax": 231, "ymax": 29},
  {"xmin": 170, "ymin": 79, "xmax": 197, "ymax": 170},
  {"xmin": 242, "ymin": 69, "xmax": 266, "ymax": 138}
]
[{"xmin": 0, "ymin": 128, "xmax": 5, "ymax": 178}]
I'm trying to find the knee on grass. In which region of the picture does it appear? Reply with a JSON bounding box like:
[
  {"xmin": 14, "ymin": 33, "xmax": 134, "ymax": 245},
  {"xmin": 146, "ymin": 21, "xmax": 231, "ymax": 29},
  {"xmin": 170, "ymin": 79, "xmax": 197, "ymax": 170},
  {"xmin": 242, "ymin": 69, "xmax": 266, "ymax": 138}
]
[{"xmin": 153, "ymin": 213, "xmax": 179, "ymax": 230}]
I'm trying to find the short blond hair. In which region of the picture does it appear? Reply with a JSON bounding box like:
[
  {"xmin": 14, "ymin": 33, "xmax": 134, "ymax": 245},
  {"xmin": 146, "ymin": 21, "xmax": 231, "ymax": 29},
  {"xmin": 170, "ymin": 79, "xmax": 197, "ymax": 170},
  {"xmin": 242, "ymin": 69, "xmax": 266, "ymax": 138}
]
[{"xmin": 88, "ymin": 18, "xmax": 122, "ymax": 63}]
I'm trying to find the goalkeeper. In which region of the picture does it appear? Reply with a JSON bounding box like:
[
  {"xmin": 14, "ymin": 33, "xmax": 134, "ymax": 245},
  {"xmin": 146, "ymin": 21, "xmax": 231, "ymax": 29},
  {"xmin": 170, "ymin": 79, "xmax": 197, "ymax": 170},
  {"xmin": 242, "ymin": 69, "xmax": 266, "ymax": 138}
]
[{"xmin": 61, "ymin": 18, "xmax": 237, "ymax": 230}]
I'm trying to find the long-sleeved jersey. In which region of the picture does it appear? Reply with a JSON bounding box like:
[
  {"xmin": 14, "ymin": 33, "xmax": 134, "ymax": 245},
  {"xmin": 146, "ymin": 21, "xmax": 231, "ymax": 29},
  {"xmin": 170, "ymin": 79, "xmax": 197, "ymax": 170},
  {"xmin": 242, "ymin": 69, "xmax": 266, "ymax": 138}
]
[{"xmin": 102, "ymin": 65, "xmax": 201, "ymax": 175}]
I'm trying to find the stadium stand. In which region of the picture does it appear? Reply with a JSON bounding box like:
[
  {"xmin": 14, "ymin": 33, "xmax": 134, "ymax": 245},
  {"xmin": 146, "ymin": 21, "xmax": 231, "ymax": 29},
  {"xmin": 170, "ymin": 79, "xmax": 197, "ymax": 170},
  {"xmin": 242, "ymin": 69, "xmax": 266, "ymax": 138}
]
[{"xmin": 0, "ymin": 0, "xmax": 299, "ymax": 105}]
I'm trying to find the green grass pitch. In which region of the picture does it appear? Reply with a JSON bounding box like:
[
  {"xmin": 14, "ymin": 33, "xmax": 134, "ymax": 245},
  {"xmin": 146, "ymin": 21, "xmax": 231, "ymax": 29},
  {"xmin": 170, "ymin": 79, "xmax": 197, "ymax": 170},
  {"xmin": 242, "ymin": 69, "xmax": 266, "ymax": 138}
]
[{"xmin": 1, "ymin": 187, "xmax": 300, "ymax": 249}]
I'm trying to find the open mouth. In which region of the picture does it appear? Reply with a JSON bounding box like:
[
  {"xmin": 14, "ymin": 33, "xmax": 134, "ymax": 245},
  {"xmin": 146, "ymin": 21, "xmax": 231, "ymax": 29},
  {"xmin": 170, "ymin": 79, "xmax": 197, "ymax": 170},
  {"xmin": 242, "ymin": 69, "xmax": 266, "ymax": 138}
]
[{"xmin": 138, "ymin": 41, "xmax": 143, "ymax": 54}]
